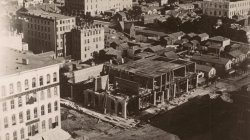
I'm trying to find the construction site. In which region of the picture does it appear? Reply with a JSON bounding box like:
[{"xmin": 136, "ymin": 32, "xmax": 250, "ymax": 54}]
[{"xmin": 79, "ymin": 56, "xmax": 198, "ymax": 119}]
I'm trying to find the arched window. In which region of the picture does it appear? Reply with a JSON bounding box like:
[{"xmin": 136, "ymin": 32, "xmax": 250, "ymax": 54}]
[
  {"xmin": 5, "ymin": 133, "xmax": 9, "ymax": 140},
  {"xmin": 48, "ymin": 103, "xmax": 51, "ymax": 113},
  {"xmin": 47, "ymin": 89, "xmax": 51, "ymax": 98},
  {"xmin": 17, "ymin": 81, "xmax": 21, "ymax": 92},
  {"xmin": 18, "ymin": 97, "xmax": 22, "ymax": 107},
  {"xmin": 41, "ymin": 105, "xmax": 45, "ymax": 115},
  {"xmin": 39, "ymin": 76, "xmax": 43, "ymax": 86},
  {"xmin": 9, "ymin": 83, "xmax": 14, "ymax": 95},
  {"xmin": 32, "ymin": 77, "xmax": 36, "ymax": 88},
  {"xmin": 54, "ymin": 87, "xmax": 58, "ymax": 96},
  {"xmin": 24, "ymin": 79, "xmax": 29, "ymax": 90},
  {"xmin": 53, "ymin": 72, "xmax": 57, "ymax": 82},
  {"xmin": 19, "ymin": 112, "xmax": 23, "ymax": 123},
  {"xmin": 54, "ymin": 101, "xmax": 58, "ymax": 111},
  {"xmin": 13, "ymin": 131, "xmax": 17, "ymax": 140},
  {"xmin": 55, "ymin": 116, "xmax": 59, "ymax": 126},
  {"xmin": 40, "ymin": 90, "xmax": 45, "ymax": 100},
  {"xmin": 42, "ymin": 120, "xmax": 46, "ymax": 131},
  {"xmin": 4, "ymin": 117, "xmax": 8, "ymax": 128},
  {"xmin": 47, "ymin": 74, "xmax": 51, "ymax": 84},
  {"xmin": 26, "ymin": 109, "xmax": 30, "ymax": 120},
  {"xmin": 111, "ymin": 100, "xmax": 115, "ymax": 110},
  {"xmin": 34, "ymin": 107, "xmax": 38, "ymax": 118},
  {"xmin": 12, "ymin": 114, "xmax": 16, "ymax": 125},
  {"xmin": 48, "ymin": 118, "xmax": 52, "ymax": 129},
  {"xmin": 20, "ymin": 128, "xmax": 25, "ymax": 139},
  {"xmin": 10, "ymin": 99, "xmax": 15, "ymax": 109}
]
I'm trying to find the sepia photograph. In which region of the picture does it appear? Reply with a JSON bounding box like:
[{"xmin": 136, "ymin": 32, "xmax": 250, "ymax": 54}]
[{"xmin": 0, "ymin": 0, "xmax": 250, "ymax": 140}]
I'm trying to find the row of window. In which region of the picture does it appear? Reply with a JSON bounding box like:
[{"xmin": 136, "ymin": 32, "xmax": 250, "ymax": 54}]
[
  {"xmin": 3, "ymin": 101, "xmax": 58, "ymax": 129},
  {"xmin": 2, "ymin": 128, "xmax": 24, "ymax": 140},
  {"xmin": 84, "ymin": 30, "xmax": 102, "ymax": 37},
  {"xmin": 56, "ymin": 19, "xmax": 75, "ymax": 25},
  {"xmin": 2, "ymin": 87, "xmax": 58, "ymax": 112},
  {"xmin": 27, "ymin": 17, "xmax": 51, "ymax": 25},
  {"xmin": 2, "ymin": 116, "xmax": 59, "ymax": 140},
  {"xmin": 27, "ymin": 24, "xmax": 51, "ymax": 32},
  {"xmin": 84, "ymin": 37, "xmax": 102, "ymax": 44},
  {"xmin": 28, "ymin": 30, "xmax": 51, "ymax": 41},
  {"xmin": 0, "ymin": 72, "xmax": 57, "ymax": 97}
]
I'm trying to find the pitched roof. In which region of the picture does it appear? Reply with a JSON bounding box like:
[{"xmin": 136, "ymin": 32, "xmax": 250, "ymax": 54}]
[
  {"xmin": 209, "ymin": 36, "xmax": 230, "ymax": 42},
  {"xmin": 196, "ymin": 64, "xmax": 214, "ymax": 73},
  {"xmin": 198, "ymin": 33, "xmax": 209, "ymax": 38},
  {"xmin": 228, "ymin": 50, "xmax": 244, "ymax": 58},
  {"xmin": 146, "ymin": 45, "xmax": 165, "ymax": 52},
  {"xmin": 163, "ymin": 51, "xmax": 179, "ymax": 59},
  {"xmin": 192, "ymin": 54, "xmax": 231, "ymax": 65}
]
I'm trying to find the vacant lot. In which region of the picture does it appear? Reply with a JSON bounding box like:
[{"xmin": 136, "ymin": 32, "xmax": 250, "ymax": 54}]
[{"xmin": 61, "ymin": 107, "xmax": 180, "ymax": 140}]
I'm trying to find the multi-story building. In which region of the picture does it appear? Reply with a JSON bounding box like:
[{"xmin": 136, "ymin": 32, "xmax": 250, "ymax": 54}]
[
  {"xmin": 66, "ymin": 24, "xmax": 105, "ymax": 62},
  {"xmin": 18, "ymin": 8, "xmax": 76, "ymax": 57},
  {"xmin": 202, "ymin": 0, "xmax": 250, "ymax": 18},
  {"xmin": 0, "ymin": 48, "xmax": 69, "ymax": 140},
  {"xmin": 65, "ymin": 0, "xmax": 133, "ymax": 16}
]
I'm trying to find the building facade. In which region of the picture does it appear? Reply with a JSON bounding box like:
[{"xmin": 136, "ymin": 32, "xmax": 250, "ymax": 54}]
[
  {"xmin": 0, "ymin": 49, "xmax": 64, "ymax": 140},
  {"xmin": 202, "ymin": 0, "xmax": 250, "ymax": 18},
  {"xmin": 66, "ymin": 24, "xmax": 104, "ymax": 62},
  {"xmin": 19, "ymin": 9, "xmax": 76, "ymax": 57},
  {"xmin": 65, "ymin": 0, "xmax": 133, "ymax": 16}
]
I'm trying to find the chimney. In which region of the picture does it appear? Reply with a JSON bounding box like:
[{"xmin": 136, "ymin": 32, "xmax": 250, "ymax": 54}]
[{"xmin": 22, "ymin": 58, "xmax": 29, "ymax": 65}]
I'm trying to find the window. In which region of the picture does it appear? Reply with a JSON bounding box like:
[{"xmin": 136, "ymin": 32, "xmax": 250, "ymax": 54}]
[
  {"xmin": 19, "ymin": 112, "xmax": 23, "ymax": 123},
  {"xmin": 12, "ymin": 114, "xmax": 16, "ymax": 125},
  {"xmin": 18, "ymin": 97, "xmax": 22, "ymax": 107},
  {"xmin": 34, "ymin": 107, "xmax": 38, "ymax": 118},
  {"xmin": 5, "ymin": 133, "xmax": 9, "ymax": 140},
  {"xmin": 54, "ymin": 87, "xmax": 58, "ymax": 96},
  {"xmin": 20, "ymin": 128, "xmax": 25, "ymax": 139},
  {"xmin": 39, "ymin": 76, "xmax": 43, "ymax": 86},
  {"xmin": 17, "ymin": 82, "xmax": 21, "ymax": 92},
  {"xmin": 54, "ymin": 101, "xmax": 58, "ymax": 111},
  {"xmin": 4, "ymin": 117, "xmax": 8, "ymax": 128},
  {"xmin": 53, "ymin": 72, "xmax": 57, "ymax": 82},
  {"xmin": 1, "ymin": 85, "xmax": 6, "ymax": 97},
  {"xmin": 48, "ymin": 103, "xmax": 51, "ymax": 113},
  {"xmin": 48, "ymin": 118, "xmax": 52, "ymax": 129},
  {"xmin": 41, "ymin": 105, "xmax": 45, "ymax": 115},
  {"xmin": 26, "ymin": 110, "xmax": 30, "ymax": 120},
  {"xmin": 24, "ymin": 79, "xmax": 29, "ymax": 90},
  {"xmin": 26, "ymin": 95, "xmax": 29, "ymax": 104},
  {"xmin": 47, "ymin": 89, "xmax": 51, "ymax": 98},
  {"xmin": 2, "ymin": 102, "xmax": 7, "ymax": 112},
  {"xmin": 9, "ymin": 83, "xmax": 14, "ymax": 94},
  {"xmin": 32, "ymin": 78, "xmax": 36, "ymax": 88},
  {"xmin": 40, "ymin": 90, "xmax": 45, "ymax": 100},
  {"xmin": 13, "ymin": 131, "xmax": 17, "ymax": 140},
  {"xmin": 10, "ymin": 99, "xmax": 15, "ymax": 109},
  {"xmin": 55, "ymin": 116, "xmax": 59, "ymax": 126},
  {"xmin": 28, "ymin": 126, "xmax": 31, "ymax": 136},
  {"xmin": 42, "ymin": 120, "xmax": 46, "ymax": 131},
  {"xmin": 47, "ymin": 74, "xmax": 51, "ymax": 84}
]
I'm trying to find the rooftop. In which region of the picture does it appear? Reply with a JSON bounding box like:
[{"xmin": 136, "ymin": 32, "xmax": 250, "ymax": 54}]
[
  {"xmin": 192, "ymin": 54, "xmax": 231, "ymax": 65},
  {"xmin": 196, "ymin": 64, "xmax": 214, "ymax": 72},
  {"xmin": 111, "ymin": 56, "xmax": 192, "ymax": 78},
  {"xmin": 18, "ymin": 6, "xmax": 73, "ymax": 20},
  {"xmin": 209, "ymin": 36, "xmax": 230, "ymax": 42},
  {"xmin": 0, "ymin": 48, "xmax": 63, "ymax": 77}
]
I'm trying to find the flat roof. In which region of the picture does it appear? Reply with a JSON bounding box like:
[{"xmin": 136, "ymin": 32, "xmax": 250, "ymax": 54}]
[
  {"xmin": 0, "ymin": 48, "xmax": 63, "ymax": 77},
  {"xmin": 111, "ymin": 57, "xmax": 189, "ymax": 78},
  {"xmin": 18, "ymin": 7, "xmax": 73, "ymax": 20},
  {"xmin": 192, "ymin": 54, "xmax": 231, "ymax": 65}
]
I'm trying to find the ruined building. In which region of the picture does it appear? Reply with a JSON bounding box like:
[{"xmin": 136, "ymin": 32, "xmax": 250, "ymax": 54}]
[{"xmin": 82, "ymin": 56, "xmax": 198, "ymax": 119}]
